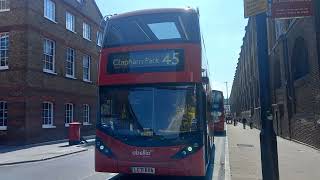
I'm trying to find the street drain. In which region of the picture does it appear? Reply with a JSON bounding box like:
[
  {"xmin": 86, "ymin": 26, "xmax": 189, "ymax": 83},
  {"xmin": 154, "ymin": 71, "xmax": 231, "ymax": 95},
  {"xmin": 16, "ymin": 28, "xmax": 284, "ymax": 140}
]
[{"xmin": 237, "ymin": 144, "xmax": 254, "ymax": 148}]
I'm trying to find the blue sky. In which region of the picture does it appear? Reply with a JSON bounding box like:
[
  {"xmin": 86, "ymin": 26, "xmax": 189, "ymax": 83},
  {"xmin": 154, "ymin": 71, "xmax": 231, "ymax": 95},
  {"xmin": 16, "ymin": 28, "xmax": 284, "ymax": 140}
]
[{"xmin": 95, "ymin": 0, "xmax": 248, "ymax": 97}]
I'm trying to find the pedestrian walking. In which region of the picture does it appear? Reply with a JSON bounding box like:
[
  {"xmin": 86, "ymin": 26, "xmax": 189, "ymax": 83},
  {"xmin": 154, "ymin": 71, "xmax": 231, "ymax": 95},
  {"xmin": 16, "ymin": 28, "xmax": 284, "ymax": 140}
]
[
  {"xmin": 249, "ymin": 120, "xmax": 253, "ymax": 129},
  {"xmin": 242, "ymin": 118, "xmax": 247, "ymax": 129}
]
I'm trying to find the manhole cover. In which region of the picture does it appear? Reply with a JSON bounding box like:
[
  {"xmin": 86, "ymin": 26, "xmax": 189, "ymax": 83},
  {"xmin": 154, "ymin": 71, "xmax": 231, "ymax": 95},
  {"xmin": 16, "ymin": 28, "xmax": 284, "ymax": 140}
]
[{"xmin": 237, "ymin": 144, "xmax": 254, "ymax": 147}]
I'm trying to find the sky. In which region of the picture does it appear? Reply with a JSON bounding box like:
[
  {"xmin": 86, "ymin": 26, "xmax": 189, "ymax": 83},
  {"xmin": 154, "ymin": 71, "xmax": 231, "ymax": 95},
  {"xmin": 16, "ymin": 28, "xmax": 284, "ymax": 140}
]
[{"xmin": 95, "ymin": 0, "xmax": 248, "ymax": 97}]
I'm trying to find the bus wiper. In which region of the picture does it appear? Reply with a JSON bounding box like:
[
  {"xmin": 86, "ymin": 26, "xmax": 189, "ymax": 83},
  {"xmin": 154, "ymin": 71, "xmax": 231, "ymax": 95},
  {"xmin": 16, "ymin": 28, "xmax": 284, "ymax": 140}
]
[{"xmin": 156, "ymin": 86, "xmax": 190, "ymax": 90}]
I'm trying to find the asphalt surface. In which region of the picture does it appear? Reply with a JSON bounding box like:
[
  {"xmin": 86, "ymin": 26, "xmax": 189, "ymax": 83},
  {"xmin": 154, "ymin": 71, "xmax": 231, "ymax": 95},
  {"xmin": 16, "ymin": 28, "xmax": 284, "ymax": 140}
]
[{"xmin": 0, "ymin": 137, "xmax": 228, "ymax": 180}]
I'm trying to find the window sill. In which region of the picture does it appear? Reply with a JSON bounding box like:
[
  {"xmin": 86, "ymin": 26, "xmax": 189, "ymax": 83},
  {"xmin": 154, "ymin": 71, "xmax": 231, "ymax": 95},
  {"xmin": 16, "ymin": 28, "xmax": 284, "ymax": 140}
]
[
  {"xmin": 0, "ymin": 9, "xmax": 10, "ymax": 12},
  {"xmin": 65, "ymin": 123, "xmax": 70, "ymax": 127},
  {"xmin": 83, "ymin": 37, "xmax": 92, "ymax": 41},
  {"xmin": 44, "ymin": 16, "xmax": 58, "ymax": 24},
  {"xmin": 43, "ymin": 69, "xmax": 58, "ymax": 75},
  {"xmin": 83, "ymin": 123, "xmax": 92, "ymax": 126},
  {"xmin": 42, "ymin": 125, "xmax": 56, "ymax": 129},
  {"xmin": 0, "ymin": 126, "xmax": 7, "ymax": 131},
  {"xmin": 83, "ymin": 79, "xmax": 92, "ymax": 83},
  {"xmin": 66, "ymin": 75, "xmax": 77, "ymax": 79},
  {"xmin": 0, "ymin": 66, "xmax": 9, "ymax": 71},
  {"xmin": 67, "ymin": 29, "xmax": 77, "ymax": 34}
]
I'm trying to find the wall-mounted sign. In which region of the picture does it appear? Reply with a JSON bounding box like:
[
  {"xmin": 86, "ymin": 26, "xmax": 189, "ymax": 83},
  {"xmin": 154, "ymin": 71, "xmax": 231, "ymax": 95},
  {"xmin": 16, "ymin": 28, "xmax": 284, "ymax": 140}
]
[
  {"xmin": 272, "ymin": 0, "xmax": 313, "ymax": 19},
  {"xmin": 107, "ymin": 49, "xmax": 184, "ymax": 74},
  {"xmin": 244, "ymin": 0, "xmax": 268, "ymax": 18}
]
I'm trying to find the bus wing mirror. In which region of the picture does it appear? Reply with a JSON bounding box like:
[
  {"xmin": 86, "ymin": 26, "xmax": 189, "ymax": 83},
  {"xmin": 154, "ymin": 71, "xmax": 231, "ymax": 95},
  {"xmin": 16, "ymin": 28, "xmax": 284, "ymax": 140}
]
[{"xmin": 202, "ymin": 77, "xmax": 209, "ymax": 84}]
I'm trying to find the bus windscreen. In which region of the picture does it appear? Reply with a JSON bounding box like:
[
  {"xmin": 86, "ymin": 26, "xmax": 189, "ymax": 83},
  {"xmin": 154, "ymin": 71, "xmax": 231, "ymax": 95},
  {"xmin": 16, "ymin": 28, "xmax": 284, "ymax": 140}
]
[{"xmin": 99, "ymin": 85, "xmax": 200, "ymax": 143}]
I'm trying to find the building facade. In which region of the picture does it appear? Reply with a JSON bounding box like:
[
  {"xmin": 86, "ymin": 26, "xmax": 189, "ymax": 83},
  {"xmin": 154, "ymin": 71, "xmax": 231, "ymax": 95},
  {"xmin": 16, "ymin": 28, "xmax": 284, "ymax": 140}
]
[
  {"xmin": 0, "ymin": 0, "xmax": 104, "ymax": 144},
  {"xmin": 230, "ymin": 16, "xmax": 320, "ymax": 149}
]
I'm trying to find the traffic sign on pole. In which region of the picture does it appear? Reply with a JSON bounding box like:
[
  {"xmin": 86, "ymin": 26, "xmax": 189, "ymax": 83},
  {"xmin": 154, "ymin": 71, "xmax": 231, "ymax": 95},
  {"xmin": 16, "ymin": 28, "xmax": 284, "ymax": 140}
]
[{"xmin": 244, "ymin": 0, "xmax": 268, "ymax": 18}]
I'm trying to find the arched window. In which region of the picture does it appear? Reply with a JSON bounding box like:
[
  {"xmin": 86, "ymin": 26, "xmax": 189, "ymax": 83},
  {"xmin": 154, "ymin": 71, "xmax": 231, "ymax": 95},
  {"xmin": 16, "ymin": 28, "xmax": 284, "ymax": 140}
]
[{"xmin": 291, "ymin": 37, "xmax": 309, "ymax": 80}]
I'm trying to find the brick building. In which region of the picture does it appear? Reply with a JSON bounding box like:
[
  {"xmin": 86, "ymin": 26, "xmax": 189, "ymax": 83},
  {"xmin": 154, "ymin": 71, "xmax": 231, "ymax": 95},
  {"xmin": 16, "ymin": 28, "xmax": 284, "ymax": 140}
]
[
  {"xmin": 230, "ymin": 17, "xmax": 261, "ymax": 128},
  {"xmin": 0, "ymin": 0, "xmax": 104, "ymax": 144},
  {"xmin": 230, "ymin": 16, "xmax": 320, "ymax": 149}
]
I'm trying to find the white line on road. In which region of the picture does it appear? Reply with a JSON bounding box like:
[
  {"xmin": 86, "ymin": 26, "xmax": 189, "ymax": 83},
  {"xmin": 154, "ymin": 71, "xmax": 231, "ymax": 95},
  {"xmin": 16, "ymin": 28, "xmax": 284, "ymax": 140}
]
[
  {"xmin": 106, "ymin": 173, "xmax": 118, "ymax": 180},
  {"xmin": 225, "ymin": 125, "xmax": 231, "ymax": 180}
]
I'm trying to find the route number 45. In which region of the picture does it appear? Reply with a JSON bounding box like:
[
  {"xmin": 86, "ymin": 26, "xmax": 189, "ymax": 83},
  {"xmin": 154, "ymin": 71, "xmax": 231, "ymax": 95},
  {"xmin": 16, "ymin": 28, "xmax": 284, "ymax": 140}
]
[{"xmin": 162, "ymin": 52, "xmax": 180, "ymax": 65}]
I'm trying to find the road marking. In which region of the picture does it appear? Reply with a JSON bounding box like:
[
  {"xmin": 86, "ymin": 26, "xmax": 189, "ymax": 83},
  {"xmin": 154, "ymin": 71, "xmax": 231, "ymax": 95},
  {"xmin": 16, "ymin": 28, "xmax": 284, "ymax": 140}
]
[
  {"xmin": 225, "ymin": 125, "xmax": 231, "ymax": 180},
  {"xmin": 106, "ymin": 173, "xmax": 119, "ymax": 180}
]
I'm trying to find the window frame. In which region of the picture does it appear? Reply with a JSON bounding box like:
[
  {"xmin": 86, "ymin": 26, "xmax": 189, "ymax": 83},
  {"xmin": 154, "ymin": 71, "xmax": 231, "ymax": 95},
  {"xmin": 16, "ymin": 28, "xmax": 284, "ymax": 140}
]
[
  {"xmin": 82, "ymin": 55, "xmax": 91, "ymax": 82},
  {"xmin": 83, "ymin": 22, "xmax": 91, "ymax": 41},
  {"xmin": 66, "ymin": 47, "xmax": 76, "ymax": 78},
  {"xmin": 65, "ymin": 103, "xmax": 74, "ymax": 127},
  {"xmin": 43, "ymin": 38, "xmax": 56, "ymax": 74},
  {"xmin": 42, "ymin": 101, "xmax": 55, "ymax": 128},
  {"xmin": 97, "ymin": 31, "xmax": 103, "ymax": 47},
  {"xmin": 0, "ymin": 101, "xmax": 8, "ymax": 130},
  {"xmin": 66, "ymin": 11, "xmax": 75, "ymax": 32},
  {"xmin": 83, "ymin": 104, "xmax": 90, "ymax": 125},
  {"xmin": 0, "ymin": 0, "xmax": 10, "ymax": 12},
  {"xmin": 44, "ymin": 0, "xmax": 56, "ymax": 23},
  {"xmin": 0, "ymin": 32, "xmax": 9, "ymax": 70}
]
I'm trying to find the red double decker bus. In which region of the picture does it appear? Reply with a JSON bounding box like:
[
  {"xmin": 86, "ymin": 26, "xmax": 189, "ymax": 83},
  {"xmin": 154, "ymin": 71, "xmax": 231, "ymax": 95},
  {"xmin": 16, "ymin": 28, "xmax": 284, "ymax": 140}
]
[
  {"xmin": 95, "ymin": 8, "xmax": 213, "ymax": 177},
  {"xmin": 211, "ymin": 90, "xmax": 225, "ymax": 134}
]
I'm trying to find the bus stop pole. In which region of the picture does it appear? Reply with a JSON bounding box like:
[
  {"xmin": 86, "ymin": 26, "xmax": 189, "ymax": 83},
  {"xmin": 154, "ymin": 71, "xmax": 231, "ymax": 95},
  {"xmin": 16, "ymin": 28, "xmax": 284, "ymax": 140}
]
[{"xmin": 255, "ymin": 12, "xmax": 280, "ymax": 180}]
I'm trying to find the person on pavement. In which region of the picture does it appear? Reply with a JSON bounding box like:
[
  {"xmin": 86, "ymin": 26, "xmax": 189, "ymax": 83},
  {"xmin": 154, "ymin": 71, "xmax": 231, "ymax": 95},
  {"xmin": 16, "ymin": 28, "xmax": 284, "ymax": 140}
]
[
  {"xmin": 249, "ymin": 119, "xmax": 253, "ymax": 129},
  {"xmin": 242, "ymin": 118, "xmax": 247, "ymax": 129}
]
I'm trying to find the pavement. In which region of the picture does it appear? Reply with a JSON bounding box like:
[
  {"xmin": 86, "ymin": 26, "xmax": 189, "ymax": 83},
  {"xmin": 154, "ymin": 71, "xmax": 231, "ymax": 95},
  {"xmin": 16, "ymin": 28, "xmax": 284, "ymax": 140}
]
[
  {"xmin": 227, "ymin": 123, "xmax": 320, "ymax": 180},
  {"xmin": 0, "ymin": 138, "xmax": 95, "ymax": 166}
]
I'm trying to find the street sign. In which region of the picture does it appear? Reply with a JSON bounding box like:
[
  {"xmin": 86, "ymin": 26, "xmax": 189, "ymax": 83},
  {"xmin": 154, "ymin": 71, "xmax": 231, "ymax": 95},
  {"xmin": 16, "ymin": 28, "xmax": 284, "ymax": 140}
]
[
  {"xmin": 244, "ymin": 0, "xmax": 268, "ymax": 18},
  {"xmin": 272, "ymin": 0, "xmax": 313, "ymax": 19}
]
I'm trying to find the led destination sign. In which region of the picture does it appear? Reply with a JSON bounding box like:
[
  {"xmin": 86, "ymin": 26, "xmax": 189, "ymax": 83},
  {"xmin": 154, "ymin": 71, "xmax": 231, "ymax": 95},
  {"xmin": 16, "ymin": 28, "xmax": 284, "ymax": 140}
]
[{"xmin": 107, "ymin": 49, "xmax": 184, "ymax": 74}]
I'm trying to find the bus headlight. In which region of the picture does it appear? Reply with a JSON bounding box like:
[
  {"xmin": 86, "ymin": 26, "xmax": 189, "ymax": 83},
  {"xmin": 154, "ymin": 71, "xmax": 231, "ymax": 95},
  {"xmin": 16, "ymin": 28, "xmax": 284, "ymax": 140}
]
[
  {"xmin": 96, "ymin": 138, "xmax": 115, "ymax": 158},
  {"xmin": 171, "ymin": 143, "xmax": 202, "ymax": 159}
]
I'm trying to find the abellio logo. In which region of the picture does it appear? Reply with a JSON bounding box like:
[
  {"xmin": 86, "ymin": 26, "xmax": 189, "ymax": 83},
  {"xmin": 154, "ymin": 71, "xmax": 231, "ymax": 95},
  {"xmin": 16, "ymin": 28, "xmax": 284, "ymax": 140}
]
[{"xmin": 132, "ymin": 149, "xmax": 153, "ymax": 156}]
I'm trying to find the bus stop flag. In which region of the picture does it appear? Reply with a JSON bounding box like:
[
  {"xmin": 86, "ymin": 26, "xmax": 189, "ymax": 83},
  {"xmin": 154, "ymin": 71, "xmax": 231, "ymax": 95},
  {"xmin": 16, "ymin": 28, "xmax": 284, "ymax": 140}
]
[{"xmin": 272, "ymin": 0, "xmax": 313, "ymax": 19}]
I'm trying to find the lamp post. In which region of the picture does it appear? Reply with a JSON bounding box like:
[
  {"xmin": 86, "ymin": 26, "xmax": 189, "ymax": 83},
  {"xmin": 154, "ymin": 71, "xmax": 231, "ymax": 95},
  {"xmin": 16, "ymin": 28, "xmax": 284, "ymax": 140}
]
[{"xmin": 225, "ymin": 81, "xmax": 229, "ymax": 105}]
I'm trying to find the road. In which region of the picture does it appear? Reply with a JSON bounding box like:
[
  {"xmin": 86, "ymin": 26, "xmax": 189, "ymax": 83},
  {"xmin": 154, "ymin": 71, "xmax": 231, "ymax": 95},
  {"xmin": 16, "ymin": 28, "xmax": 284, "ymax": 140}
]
[{"xmin": 0, "ymin": 137, "xmax": 228, "ymax": 180}]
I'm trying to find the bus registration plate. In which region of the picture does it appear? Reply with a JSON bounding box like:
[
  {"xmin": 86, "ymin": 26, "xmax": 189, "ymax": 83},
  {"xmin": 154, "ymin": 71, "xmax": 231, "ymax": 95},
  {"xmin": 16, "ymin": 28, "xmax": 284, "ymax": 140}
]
[{"xmin": 131, "ymin": 167, "xmax": 155, "ymax": 174}]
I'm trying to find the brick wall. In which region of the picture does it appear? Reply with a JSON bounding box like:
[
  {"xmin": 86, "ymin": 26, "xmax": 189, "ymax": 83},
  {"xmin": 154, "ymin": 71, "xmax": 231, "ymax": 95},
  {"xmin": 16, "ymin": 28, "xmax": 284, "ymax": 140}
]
[
  {"xmin": 0, "ymin": 0, "xmax": 103, "ymax": 145},
  {"xmin": 231, "ymin": 17, "xmax": 320, "ymax": 149}
]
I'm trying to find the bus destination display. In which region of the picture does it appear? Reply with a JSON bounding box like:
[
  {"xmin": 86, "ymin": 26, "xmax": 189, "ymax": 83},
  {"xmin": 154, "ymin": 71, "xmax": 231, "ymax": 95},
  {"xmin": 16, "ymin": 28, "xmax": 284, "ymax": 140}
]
[{"xmin": 107, "ymin": 49, "xmax": 184, "ymax": 74}]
